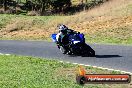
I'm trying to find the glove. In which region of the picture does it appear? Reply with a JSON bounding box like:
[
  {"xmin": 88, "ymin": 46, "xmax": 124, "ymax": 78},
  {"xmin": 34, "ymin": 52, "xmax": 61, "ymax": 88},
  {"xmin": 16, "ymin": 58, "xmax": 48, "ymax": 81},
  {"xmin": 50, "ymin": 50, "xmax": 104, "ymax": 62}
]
[
  {"xmin": 56, "ymin": 41, "xmax": 59, "ymax": 44},
  {"xmin": 56, "ymin": 41, "xmax": 63, "ymax": 46}
]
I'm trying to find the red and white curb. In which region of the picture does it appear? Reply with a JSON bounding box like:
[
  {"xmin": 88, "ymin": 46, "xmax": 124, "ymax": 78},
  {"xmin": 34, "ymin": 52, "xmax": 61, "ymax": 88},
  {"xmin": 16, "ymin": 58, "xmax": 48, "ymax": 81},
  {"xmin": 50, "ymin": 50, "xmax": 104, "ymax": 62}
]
[{"xmin": 59, "ymin": 61, "xmax": 132, "ymax": 75}]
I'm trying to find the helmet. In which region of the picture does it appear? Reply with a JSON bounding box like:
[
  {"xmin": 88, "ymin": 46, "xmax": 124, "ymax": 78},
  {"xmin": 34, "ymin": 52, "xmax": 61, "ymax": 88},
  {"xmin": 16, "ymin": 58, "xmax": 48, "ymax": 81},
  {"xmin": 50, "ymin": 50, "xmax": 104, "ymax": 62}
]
[{"xmin": 57, "ymin": 24, "xmax": 68, "ymax": 31}]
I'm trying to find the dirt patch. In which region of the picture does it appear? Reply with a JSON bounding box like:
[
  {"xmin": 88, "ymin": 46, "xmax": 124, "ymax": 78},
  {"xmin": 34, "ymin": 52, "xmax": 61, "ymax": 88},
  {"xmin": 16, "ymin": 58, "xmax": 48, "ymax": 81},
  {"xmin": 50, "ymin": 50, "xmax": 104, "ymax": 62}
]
[
  {"xmin": 0, "ymin": 29, "xmax": 52, "ymax": 40},
  {"xmin": 70, "ymin": 15, "xmax": 132, "ymax": 34}
]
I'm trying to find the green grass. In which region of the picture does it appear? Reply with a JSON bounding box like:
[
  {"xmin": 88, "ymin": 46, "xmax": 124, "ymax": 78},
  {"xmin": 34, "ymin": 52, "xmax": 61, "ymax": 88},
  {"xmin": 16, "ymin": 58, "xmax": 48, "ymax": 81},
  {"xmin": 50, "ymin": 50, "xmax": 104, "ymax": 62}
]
[
  {"xmin": 0, "ymin": 55, "xmax": 130, "ymax": 88},
  {"xmin": 86, "ymin": 35, "xmax": 132, "ymax": 45},
  {"xmin": 0, "ymin": 14, "xmax": 68, "ymax": 31},
  {"xmin": 85, "ymin": 26, "xmax": 132, "ymax": 45},
  {"xmin": 0, "ymin": 14, "xmax": 69, "ymax": 40},
  {"xmin": 0, "ymin": 14, "xmax": 16, "ymax": 29}
]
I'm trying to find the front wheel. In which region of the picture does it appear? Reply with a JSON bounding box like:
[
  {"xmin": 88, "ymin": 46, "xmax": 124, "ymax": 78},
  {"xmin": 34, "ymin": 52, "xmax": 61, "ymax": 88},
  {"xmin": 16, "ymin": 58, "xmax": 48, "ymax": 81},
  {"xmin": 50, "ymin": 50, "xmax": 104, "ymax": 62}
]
[{"xmin": 59, "ymin": 46, "xmax": 67, "ymax": 54}]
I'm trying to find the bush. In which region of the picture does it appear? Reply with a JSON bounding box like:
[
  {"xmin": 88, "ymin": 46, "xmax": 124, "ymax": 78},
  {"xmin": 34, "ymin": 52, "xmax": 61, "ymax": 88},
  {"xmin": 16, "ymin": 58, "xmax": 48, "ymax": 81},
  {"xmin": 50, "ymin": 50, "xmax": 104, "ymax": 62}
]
[
  {"xmin": 85, "ymin": 0, "xmax": 109, "ymax": 9},
  {"xmin": 27, "ymin": 11, "xmax": 40, "ymax": 16}
]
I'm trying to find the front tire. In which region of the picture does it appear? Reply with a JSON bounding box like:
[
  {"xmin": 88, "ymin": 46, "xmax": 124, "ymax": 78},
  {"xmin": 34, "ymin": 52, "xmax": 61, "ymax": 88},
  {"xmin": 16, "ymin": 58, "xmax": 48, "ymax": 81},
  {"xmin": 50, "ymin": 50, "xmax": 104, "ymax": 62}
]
[{"xmin": 59, "ymin": 46, "xmax": 67, "ymax": 54}]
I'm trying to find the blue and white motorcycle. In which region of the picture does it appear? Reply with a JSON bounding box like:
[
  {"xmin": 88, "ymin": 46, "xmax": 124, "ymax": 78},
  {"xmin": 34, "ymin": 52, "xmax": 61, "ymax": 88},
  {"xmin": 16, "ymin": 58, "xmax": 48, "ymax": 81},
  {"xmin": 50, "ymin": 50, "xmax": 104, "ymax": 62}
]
[{"xmin": 51, "ymin": 33, "xmax": 95, "ymax": 56}]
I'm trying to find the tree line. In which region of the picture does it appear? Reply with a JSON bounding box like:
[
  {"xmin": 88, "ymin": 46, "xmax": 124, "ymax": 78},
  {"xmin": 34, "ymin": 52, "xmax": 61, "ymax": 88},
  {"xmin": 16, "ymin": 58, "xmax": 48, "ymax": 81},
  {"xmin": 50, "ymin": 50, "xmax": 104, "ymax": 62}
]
[
  {"xmin": 0, "ymin": 0, "xmax": 71, "ymax": 14},
  {"xmin": 0, "ymin": 0, "xmax": 109, "ymax": 15}
]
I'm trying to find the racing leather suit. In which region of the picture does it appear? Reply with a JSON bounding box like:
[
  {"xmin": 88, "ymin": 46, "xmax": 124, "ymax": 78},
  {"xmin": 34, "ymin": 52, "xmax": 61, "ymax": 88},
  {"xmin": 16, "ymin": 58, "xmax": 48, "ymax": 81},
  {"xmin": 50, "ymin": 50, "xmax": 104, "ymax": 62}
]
[{"xmin": 56, "ymin": 29, "xmax": 78, "ymax": 46}]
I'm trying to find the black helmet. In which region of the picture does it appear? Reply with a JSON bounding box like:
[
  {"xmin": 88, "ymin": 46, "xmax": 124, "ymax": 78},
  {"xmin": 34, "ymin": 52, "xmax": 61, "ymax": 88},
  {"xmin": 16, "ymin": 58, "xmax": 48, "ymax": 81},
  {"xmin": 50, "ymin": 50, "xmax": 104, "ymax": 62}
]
[{"xmin": 57, "ymin": 24, "xmax": 68, "ymax": 31}]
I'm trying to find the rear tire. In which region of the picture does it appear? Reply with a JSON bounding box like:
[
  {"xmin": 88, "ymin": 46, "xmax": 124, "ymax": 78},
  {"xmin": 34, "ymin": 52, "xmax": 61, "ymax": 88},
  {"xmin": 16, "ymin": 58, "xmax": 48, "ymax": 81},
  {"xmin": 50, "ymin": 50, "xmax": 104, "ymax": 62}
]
[
  {"xmin": 83, "ymin": 43, "xmax": 95, "ymax": 57},
  {"xmin": 89, "ymin": 49, "xmax": 95, "ymax": 57}
]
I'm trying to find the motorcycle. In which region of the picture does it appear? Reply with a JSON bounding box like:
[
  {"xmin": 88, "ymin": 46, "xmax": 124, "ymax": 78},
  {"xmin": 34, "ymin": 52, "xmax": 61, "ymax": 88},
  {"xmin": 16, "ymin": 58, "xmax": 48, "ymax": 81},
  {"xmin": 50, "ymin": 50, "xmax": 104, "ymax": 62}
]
[{"xmin": 51, "ymin": 33, "xmax": 95, "ymax": 57}]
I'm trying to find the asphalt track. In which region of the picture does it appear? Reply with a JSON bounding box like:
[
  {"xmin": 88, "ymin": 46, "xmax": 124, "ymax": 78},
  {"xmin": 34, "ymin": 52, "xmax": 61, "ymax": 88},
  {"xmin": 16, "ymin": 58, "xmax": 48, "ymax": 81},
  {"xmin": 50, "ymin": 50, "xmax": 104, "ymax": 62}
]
[{"xmin": 0, "ymin": 40, "xmax": 132, "ymax": 73}]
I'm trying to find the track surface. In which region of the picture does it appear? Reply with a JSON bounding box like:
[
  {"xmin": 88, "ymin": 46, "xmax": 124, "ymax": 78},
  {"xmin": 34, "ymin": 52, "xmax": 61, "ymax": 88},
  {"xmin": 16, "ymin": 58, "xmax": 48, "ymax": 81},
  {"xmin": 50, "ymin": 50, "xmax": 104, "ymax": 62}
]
[{"xmin": 0, "ymin": 40, "xmax": 132, "ymax": 72}]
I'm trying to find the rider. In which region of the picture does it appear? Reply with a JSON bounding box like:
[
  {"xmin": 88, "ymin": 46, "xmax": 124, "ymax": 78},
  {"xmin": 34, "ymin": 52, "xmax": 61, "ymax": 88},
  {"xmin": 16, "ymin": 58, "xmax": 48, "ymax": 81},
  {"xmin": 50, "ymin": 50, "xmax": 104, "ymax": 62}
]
[{"xmin": 56, "ymin": 24, "xmax": 79, "ymax": 46}]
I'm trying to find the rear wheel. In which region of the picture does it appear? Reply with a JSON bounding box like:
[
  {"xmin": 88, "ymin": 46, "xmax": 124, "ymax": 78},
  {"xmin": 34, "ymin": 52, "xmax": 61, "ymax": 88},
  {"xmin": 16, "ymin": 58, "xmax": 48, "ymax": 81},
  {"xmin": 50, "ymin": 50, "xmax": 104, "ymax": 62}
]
[
  {"xmin": 83, "ymin": 44, "xmax": 95, "ymax": 57},
  {"xmin": 89, "ymin": 49, "xmax": 95, "ymax": 57}
]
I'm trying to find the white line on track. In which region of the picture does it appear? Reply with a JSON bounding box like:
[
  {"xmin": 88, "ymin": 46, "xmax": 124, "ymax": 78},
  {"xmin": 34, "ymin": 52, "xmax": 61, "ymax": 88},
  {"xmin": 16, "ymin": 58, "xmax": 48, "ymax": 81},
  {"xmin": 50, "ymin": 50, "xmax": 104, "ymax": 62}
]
[
  {"xmin": 0, "ymin": 53, "xmax": 10, "ymax": 56},
  {"xmin": 5, "ymin": 54, "xmax": 11, "ymax": 56},
  {"xmin": 0, "ymin": 53, "xmax": 131, "ymax": 74},
  {"xmin": 0, "ymin": 53, "xmax": 3, "ymax": 55},
  {"xmin": 59, "ymin": 61, "xmax": 132, "ymax": 75}
]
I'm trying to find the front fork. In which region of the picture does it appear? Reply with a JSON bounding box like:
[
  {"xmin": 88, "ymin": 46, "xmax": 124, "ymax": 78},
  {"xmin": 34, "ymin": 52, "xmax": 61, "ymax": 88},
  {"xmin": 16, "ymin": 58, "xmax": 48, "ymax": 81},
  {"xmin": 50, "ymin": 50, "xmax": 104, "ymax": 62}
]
[{"xmin": 56, "ymin": 43, "xmax": 60, "ymax": 49}]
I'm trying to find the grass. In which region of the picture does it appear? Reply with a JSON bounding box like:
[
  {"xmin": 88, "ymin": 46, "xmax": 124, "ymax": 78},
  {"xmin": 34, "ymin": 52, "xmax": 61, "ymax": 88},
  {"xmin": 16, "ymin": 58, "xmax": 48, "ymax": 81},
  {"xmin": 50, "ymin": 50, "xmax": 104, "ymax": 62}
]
[
  {"xmin": 0, "ymin": 0, "xmax": 132, "ymax": 45},
  {"xmin": 0, "ymin": 14, "xmax": 69, "ymax": 40},
  {"xmin": 85, "ymin": 26, "xmax": 132, "ymax": 44},
  {"xmin": 0, "ymin": 14, "xmax": 16, "ymax": 29},
  {"xmin": 0, "ymin": 55, "xmax": 131, "ymax": 88}
]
